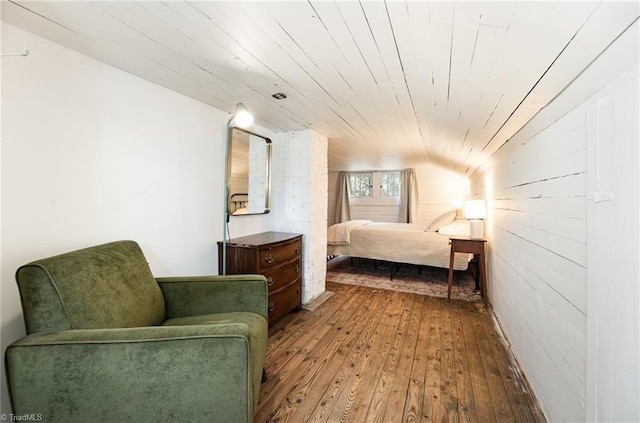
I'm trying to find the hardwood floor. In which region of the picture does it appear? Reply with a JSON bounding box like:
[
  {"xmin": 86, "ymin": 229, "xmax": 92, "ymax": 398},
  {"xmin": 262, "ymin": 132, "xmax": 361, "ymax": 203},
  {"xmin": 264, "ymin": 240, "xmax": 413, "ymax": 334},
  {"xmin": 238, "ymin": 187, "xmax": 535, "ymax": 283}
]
[{"xmin": 256, "ymin": 281, "xmax": 545, "ymax": 423}]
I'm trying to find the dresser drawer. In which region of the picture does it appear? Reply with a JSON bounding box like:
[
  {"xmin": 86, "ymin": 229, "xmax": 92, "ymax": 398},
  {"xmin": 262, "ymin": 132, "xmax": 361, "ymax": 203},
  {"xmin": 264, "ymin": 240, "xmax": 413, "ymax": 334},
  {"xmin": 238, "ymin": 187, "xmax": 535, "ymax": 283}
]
[
  {"xmin": 263, "ymin": 260, "xmax": 300, "ymax": 293},
  {"xmin": 268, "ymin": 282, "xmax": 301, "ymax": 324},
  {"xmin": 258, "ymin": 239, "xmax": 301, "ymax": 270}
]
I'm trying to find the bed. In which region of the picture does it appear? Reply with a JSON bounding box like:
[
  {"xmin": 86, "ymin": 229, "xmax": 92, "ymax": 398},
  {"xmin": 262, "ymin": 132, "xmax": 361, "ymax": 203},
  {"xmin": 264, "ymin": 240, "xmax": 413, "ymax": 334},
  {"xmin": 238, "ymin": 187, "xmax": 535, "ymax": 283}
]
[
  {"xmin": 229, "ymin": 193, "xmax": 249, "ymax": 215},
  {"xmin": 327, "ymin": 213, "xmax": 471, "ymax": 271}
]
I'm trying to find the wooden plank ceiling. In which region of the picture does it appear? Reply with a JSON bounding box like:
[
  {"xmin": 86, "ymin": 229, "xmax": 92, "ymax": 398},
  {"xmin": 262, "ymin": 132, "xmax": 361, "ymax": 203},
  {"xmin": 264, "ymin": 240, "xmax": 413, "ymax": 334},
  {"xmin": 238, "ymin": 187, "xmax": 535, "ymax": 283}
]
[{"xmin": 2, "ymin": 1, "xmax": 638, "ymax": 174}]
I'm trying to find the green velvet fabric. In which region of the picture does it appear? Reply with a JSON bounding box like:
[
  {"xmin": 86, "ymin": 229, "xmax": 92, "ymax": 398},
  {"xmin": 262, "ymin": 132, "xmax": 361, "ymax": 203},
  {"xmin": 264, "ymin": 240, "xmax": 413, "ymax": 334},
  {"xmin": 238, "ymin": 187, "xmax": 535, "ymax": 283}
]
[
  {"xmin": 162, "ymin": 311, "xmax": 268, "ymax": 412},
  {"xmin": 6, "ymin": 328, "xmax": 253, "ymax": 422},
  {"xmin": 157, "ymin": 275, "xmax": 268, "ymax": 320},
  {"xmin": 6, "ymin": 241, "xmax": 269, "ymax": 423},
  {"xmin": 15, "ymin": 240, "xmax": 165, "ymax": 333}
]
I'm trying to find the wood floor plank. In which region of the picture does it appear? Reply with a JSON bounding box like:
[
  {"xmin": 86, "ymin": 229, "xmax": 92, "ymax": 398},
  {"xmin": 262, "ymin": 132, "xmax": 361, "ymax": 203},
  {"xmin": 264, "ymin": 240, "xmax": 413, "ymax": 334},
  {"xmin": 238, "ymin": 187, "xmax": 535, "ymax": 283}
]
[
  {"xmin": 303, "ymin": 290, "xmax": 392, "ymax": 423},
  {"xmin": 381, "ymin": 295, "xmax": 425, "ymax": 423},
  {"xmin": 423, "ymin": 296, "xmax": 445, "ymax": 423},
  {"xmin": 439, "ymin": 300, "xmax": 461, "ymax": 422},
  {"xmin": 460, "ymin": 308, "xmax": 497, "ymax": 422},
  {"xmin": 263, "ymin": 283, "xmax": 353, "ymax": 369},
  {"xmin": 256, "ymin": 285, "xmax": 370, "ymax": 420},
  {"xmin": 255, "ymin": 281, "xmax": 546, "ymax": 423},
  {"xmin": 267, "ymin": 307, "xmax": 367, "ymax": 421},
  {"xmin": 276, "ymin": 286, "xmax": 389, "ymax": 422},
  {"xmin": 365, "ymin": 293, "xmax": 417, "ymax": 423},
  {"xmin": 452, "ymin": 305, "xmax": 479, "ymax": 423},
  {"xmin": 330, "ymin": 289, "xmax": 406, "ymax": 422},
  {"xmin": 401, "ymin": 295, "xmax": 434, "ymax": 422}
]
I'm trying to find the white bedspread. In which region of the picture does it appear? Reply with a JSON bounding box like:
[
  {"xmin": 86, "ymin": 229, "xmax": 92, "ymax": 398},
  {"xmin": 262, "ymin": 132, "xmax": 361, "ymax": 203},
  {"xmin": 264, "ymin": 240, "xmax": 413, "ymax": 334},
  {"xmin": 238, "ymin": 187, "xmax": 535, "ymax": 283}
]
[
  {"xmin": 327, "ymin": 220, "xmax": 471, "ymax": 271},
  {"xmin": 327, "ymin": 220, "xmax": 371, "ymax": 245}
]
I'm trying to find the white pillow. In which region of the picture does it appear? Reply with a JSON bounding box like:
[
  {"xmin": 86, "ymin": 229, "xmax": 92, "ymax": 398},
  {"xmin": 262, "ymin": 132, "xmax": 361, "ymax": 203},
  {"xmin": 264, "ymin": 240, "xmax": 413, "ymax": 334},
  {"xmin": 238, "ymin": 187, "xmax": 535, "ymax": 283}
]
[{"xmin": 426, "ymin": 210, "xmax": 457, "ymax": 232}]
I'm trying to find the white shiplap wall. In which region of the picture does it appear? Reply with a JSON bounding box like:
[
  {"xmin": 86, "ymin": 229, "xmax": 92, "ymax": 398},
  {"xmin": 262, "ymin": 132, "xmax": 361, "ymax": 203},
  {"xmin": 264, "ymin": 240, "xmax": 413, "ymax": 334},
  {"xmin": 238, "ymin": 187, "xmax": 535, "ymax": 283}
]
[
  {"xmin": 414, "ymin": 163, "xmax": 469, "ymax": 225},
  {"xmin": 469, "ymin": 21, "xmax": 639, "ymax": 422},
  {"xmin": 351, "ymin": 204, "xmax": 402, "ymax": 223}
]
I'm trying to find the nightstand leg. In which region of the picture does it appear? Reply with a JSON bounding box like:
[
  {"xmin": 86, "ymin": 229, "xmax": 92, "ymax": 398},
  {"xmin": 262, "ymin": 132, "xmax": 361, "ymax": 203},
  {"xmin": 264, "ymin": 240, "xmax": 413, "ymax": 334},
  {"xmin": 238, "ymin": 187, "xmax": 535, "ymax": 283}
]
[
  {"xmin": 471, "ymin": 254, "xmax": 480, "ymax": 291},
  {"xmin": 479, "ymin": 249, "xmax": 488, "ymax": 305},
  {"xmin": 448, "ymin": 249, "xmax": 455, "ymax": 299}
]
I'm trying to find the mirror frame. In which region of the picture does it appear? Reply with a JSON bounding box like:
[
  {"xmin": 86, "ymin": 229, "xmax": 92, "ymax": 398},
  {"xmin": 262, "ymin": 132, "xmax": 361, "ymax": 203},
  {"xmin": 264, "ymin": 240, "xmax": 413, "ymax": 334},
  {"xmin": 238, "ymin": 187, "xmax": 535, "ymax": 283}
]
[{"xmin": 226, "ymin": 127, "xmax": 272, "ymax": 217}]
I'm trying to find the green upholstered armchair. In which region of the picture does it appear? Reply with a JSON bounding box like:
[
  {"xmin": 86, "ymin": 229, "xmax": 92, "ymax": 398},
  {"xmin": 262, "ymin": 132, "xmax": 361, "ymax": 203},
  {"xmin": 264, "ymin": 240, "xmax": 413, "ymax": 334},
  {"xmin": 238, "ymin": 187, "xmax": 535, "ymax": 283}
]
[{"xmin": 5, "ymin": 240, "xmax": 268, "ymax": 423}]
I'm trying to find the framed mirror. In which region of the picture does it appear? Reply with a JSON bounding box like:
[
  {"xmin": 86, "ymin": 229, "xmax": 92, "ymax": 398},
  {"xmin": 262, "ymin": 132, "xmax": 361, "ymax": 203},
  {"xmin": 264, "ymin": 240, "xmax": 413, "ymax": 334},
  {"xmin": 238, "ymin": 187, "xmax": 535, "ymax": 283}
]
[{"xmin": 226, "ymin": 127, "xmax": 272, "ymax": 216}]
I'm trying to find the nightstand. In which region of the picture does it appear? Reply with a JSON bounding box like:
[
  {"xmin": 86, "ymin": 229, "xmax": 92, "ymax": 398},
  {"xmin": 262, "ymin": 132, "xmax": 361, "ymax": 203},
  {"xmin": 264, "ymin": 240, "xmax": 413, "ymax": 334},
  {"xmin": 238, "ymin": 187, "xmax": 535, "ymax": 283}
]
[{"xmin": 448, "ymin": 237, "xmax": 488, "ymax": 305}]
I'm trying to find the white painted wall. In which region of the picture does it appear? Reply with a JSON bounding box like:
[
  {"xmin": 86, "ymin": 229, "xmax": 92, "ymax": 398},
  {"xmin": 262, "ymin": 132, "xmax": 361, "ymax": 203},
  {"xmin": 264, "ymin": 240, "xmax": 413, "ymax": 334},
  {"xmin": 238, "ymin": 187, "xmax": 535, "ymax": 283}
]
[
  {"xmin": 469, "ymin": 21, "xmax": 639, "ymax": 423},
  {"xmin": 273, "ymin": 129, "xmax": 328, "ymax": 304},
  {"xmin": 0, "ymin": 24, "xmax": 275, "ymax": 414}
]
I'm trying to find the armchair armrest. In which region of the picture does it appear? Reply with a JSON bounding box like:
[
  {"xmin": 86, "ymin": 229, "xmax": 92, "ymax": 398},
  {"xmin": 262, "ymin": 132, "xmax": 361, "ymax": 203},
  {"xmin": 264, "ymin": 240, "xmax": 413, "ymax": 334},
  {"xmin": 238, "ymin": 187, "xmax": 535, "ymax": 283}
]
[
  {"xmin": 156, "ymin": 275, "xmax": 268, "ymax": 320},
  {"xmin": 6, "ymin": 326, "xmax": 257, "ymax": 422}
]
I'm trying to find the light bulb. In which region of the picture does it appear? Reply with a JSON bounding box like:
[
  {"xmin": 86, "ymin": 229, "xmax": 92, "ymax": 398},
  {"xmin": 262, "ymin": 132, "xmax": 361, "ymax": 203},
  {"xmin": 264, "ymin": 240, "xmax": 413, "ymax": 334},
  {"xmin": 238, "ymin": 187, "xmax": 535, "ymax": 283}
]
[{"xmin": 232, "ymin": 103, "xmax": 254, "ymax": 128}]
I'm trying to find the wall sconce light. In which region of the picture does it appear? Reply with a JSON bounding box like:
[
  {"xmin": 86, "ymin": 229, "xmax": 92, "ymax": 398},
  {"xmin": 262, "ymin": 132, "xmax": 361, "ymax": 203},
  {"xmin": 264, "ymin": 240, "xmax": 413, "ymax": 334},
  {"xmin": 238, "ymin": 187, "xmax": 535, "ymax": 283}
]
[
  {"xmin": 464, "ymin": 199, "xmax": 486, "ymax": 239},
  {"xmin": 222, "ymin": 103, "xmax": 254, "ymax": 275},
  {"xmin": 230, "ymin": 103, "xmax": 254, "ymax": 128}
]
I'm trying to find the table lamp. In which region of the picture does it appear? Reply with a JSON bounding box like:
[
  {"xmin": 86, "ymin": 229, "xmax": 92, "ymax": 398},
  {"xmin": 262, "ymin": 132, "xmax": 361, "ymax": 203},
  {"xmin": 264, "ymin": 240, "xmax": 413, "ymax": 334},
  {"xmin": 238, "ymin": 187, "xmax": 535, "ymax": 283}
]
[{"xmin": 464, "ymin": 199, "xmax": 486, "ymax": 239}]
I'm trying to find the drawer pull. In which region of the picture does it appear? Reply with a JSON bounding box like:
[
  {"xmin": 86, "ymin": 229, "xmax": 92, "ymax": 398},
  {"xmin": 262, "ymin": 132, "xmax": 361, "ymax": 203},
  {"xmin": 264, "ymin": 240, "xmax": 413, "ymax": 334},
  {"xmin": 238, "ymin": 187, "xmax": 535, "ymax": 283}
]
[
  {"xmin": 265, "ymin": 255, "xmax": 275, "ymax": 264},
  {"xmin": 295, "ymin": 247, "xmax": 300, "ymax": 254},
  {"xmin": 268, "ymin": 303, "xmax": 276, "ymax": 312},
  {"xmin": 267, "ymin": 277, "xmax": 275, "ymax": 287},
  {"xmin": 296, "ymin": 264, "xmax": 300, "ymax": 273}
]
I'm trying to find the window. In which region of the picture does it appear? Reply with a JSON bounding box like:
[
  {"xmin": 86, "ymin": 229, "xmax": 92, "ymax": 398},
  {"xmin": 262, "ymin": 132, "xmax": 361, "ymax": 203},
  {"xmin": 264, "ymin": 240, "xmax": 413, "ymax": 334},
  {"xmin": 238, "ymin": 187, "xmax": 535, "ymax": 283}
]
[
  {"xmin": 349, "ymin": 171, "xmax": 400, "ymax": 202},
  {"xmin": 380, "ymin": 172, "xmax": 400, "ymax": 197},
  {"xmin": 349, "ymin": 173, "xmax": 372, "ymax": 197}
]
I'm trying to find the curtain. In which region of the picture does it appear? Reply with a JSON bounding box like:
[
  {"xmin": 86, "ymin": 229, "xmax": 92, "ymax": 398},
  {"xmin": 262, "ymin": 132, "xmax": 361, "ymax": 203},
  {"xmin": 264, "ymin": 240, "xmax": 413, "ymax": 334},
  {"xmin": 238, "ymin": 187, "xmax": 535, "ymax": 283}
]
[
  {"xmin": 334, "ymin": 172, "xmax": 352, "ymax": 224},
  {"xmin": 399, "ymin": 168, "xmax": 419, "ymax": 223}
]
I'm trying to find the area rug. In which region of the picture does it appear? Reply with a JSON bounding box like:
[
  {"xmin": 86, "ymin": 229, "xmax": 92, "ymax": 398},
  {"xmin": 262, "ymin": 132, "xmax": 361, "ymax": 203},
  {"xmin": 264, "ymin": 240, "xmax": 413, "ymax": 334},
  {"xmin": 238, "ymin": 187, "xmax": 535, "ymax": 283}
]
[{"xmin": 326, "ymin": 256, "xmax": 481, "ymax": 303}]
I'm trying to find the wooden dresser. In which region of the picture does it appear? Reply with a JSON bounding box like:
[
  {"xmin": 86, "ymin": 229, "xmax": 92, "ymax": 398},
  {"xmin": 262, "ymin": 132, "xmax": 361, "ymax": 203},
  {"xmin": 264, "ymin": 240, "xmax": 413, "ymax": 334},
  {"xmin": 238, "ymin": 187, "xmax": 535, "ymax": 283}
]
[{"xmin": 218, "ymin": 232, "xmax": 302, "ymax": 326}]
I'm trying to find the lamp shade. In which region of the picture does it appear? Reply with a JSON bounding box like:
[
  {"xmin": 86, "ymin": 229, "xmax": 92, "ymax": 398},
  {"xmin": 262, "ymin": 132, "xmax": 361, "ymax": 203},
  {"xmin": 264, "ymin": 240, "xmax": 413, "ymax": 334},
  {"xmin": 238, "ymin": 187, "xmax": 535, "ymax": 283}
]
[
  {"xmin": 232, "ymin": 103, "xmax": 254, "ymax": 128},
  {"xmin": 464, "ymin": 200, "xmax": 486, "ymax": 220}
]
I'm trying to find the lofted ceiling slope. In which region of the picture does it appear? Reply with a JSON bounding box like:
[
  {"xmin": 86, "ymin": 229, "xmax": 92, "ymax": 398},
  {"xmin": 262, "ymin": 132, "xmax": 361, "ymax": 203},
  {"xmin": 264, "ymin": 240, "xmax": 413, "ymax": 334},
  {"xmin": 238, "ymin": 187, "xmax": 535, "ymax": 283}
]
[{"xmin": 2, "ymin": 1, "xmax": 638, "ymax": 174}]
